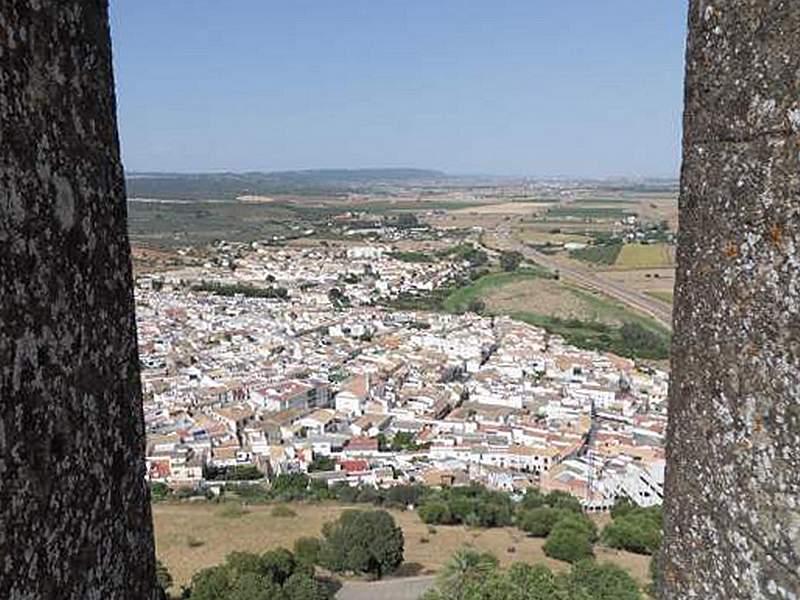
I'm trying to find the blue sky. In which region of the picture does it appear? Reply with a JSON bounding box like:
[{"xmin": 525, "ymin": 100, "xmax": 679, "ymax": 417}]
[{"xmin": 109, "ymin": 1, "xmax": 688, "ymax": 177}]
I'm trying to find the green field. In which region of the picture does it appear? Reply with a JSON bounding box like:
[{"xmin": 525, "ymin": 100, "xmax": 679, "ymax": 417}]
[
  {"xmin": 441, "ymin": 268, "xmax": 549, "ymax": 313},
  {"xmin": 569, "ymin": 243, "xmax": 623, "ymax": 266},
  {"xmin": 614, "ymin": 243, "xmax": 675, "ymax": 269}
]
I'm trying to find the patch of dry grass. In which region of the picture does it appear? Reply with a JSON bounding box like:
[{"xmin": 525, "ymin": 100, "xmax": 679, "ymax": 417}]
[{"xmin": 153, "ymin": 502, "xmax": 651, "ymax": 588}]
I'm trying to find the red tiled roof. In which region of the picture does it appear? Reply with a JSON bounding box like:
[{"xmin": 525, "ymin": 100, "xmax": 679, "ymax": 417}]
[
  {"xmin": 339, "ymin": 459, "xmax": 369, "ymax": 473},
  {"xmin": 346, "ymin": 437, "xmax": 378, "ymax": 450}
]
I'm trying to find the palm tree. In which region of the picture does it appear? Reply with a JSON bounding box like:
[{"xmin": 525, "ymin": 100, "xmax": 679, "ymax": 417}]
[{"xmin": 437, "ymin": 547, "xmax": 498, "ymax": 599}]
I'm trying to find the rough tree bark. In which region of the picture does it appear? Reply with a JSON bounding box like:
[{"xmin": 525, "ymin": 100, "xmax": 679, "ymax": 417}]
[
  {"xmin": 661, "ymin": 2, "xmax": 800, "ymax": 598},
  {"xmin": 0, "ymin": 2, "xmax": 159, "ymax": 598}
]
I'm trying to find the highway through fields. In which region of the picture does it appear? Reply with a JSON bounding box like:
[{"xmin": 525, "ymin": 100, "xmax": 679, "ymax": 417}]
[
  {"xmin": 521, "ymin": 247, "xmax": 673, "ymax": 330},
  {"xmin": 480, "ymin": 235, "xmax": 673, "ymax": 331}
]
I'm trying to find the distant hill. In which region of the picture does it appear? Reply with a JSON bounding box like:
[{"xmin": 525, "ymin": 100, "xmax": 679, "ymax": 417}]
[{"xmin": 126, "ymin": 168, "xmax": 448, "ymax": 200}]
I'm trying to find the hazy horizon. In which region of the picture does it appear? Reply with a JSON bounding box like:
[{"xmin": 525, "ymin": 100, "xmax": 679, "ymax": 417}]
[{"xmin": 111, "ymin": 1, "xmax": 688, "ymax": 178}]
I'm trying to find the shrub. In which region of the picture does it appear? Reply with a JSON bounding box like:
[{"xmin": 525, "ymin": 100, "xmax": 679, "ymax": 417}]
[
  {"xmin": 261, "ymin": 548, "xmax": 296, "ymax": 585},
  {"xmin": 272, "ymin": 473, "xmax": 310, "ymax": 498},
  {"xmin": 355, "ymin": 485, "xmax": 381, "ymax": 504},
  {"xmin": 557, "ymin": 513, "xmax": 599, "ymax": 542},
  {"xmin": 225, "ymin": 483, "xmax": 272, "ymax": 504},
  {"xmin": 543, "ymin": 521, "xmax": 593, "ymax": 563},
  {"xmin": 562, "ymin": 559, "xmax": 642, "ymax": 600},
  {"xmin": 150, "ymin": 482, "xmax": 172, "ymax": 502},
  {"xmin": 188, "ymin": 548, "xmax": 333, "ymax": 600},
  {"xmin": 610, "ymin": 497, "xmax": 635, "ymax": 519},
  {"xmin": 271, "ymin": 504, "xmax": 298, "ymax": 518},
  {"xmin": 308, "ymin": 456, "xmax": 336, "ymax": 473},
  {"xmin": 518, "ymin": 507, "xmax": 565, "ymax": 537},
  {"xmin": 518, "ymin": 488, "xmax": 547, "ymax": 510},
  {"xmin": 331, "ymin": 483, "xmax": 358, "ymax": 503},
  {"xmin": 226, "ymin": 572, "xmax": 281, "ymax": 600},
  {"xmin": 506, "ymin": 562, "xmax": 560, "ymax": 596},
  {"xmin": 190, "ymin": 566, "xmax": 232, "ymax": 600},
  {"xmin": 544, "ymin": 490, "xmax": 584, "ymax": 514},
  {"xmin": 385, "ymin": 484, "xmax": 426, "ymax": 508},
  {"xmin": 155, "ymin": 559, "xmax": 173, "ymax": 593},
  {"xmin": 218, "ymin": 502, "xmax": 249, "ymax": 519},
  {"xmin": 293, "ymin": 537, "xmax": 321, "ymax": 568},
  {"xmin": 417, "ymin": 484, "xmax": 513, "ymax": 528},
  {"xmin": 282, "ymin": 572, "xmax": 329, "ymax": 600},
  {"xmin": 418, "ymin": 501, "xmax": 453, "ymax": 525},
  {"xmin": 601, "ymin": 506, "xmax": 662, "ymax": 555},
  {"xmin": 423, "ymin": 552, "xmax": 641, "ymax": 600}
]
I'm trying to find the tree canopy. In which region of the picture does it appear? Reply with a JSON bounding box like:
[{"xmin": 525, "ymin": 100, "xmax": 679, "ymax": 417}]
[
  {"xmin": 318, "ymin": 510, "xmax": 404, "ymax": 578},
  {"xmin": 188, "ymin": 548, "xmax": 329, "ymax": 600},
  {"xmin": 421, "ymin": 550, "xmax": 642, "ymax": 600}
]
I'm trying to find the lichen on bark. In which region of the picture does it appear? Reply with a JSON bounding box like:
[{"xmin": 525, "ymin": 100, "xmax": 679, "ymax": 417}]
[
  {"xmin": 661, "ymin": 1, "xmax": 800, "ymax": 599},
  {"xmin": 0, "ymin": 1, "xmax": 159, "ymax": 598}
]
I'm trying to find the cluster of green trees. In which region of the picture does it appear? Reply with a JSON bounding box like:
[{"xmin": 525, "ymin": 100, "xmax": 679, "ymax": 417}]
[
  {"xmin": 499, "ymin": 250, "xmax": 524, "ymax": 272},
  {"xmin": 421, "ymin": 548, "xmax": 642, "ymax": 600},
  {"xmin": 450, "ymin": 244, "xmax": 489, "ymax": 267},
  {"xmin": 601, "ymin": 499, "xmax": 662, "ymax": 555},
  {"xmin": 417, "ymin": 485, "xmax": 514, "ymax": 528},
  {"xmin": 388, "ymin": 251, "xmax": 435, "ymax": 263},
  {"xmin": 519, "ymin": 315, "xmax": 670, "ymax": 361},
  {"xmin": 192, "ymin": 281, "xmax": 289, "ymax": 300},
  {"xmin": 376, "ymin": 431, "xmax": 428, "ymax": 452},
  {"xmin": 318, "ymin": 510, "xmax": 404, "ymax": 578},
  {"xmin": 391, "ymin": 213, "xmax": 422, "ymax": 229},
  {"xmin": 517, "ymin": 489, "xmax": 597, "ymax": 563},
  {"xmin": 617, "ymin": 322, "xmax": 670, "ymax": 360},
  {"xmin": 186, "ymin": 547, "xmax": 330, "ymax": 600},
  {"xmin": 307, "ymin": 456, "xmax": 336, "ymax": 473},
  {"xmin": 205, "ymin": 464, "xmax": 264, "ymax": 481},
  {"xmin": 387, "ymin": 263, "xmax": 489, "ymax": 312},
  {"xmin": 210, "ymin": 475, "xmax": 428, "ymax": 509}
]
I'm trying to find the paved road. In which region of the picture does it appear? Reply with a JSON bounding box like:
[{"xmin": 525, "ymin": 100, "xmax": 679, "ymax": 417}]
[{"xmin": 335, "ymin": 576, "xmax": 436, "ymax": 600}]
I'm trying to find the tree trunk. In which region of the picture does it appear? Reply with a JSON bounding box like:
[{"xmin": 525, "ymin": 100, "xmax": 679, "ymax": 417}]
[
  {"xmin": 0, "ymin": 2, "xmax": 159, "ymax": 598},
  {"xmin": 661, "ymin": 1, "xmax": 800, "ymax": 598}
]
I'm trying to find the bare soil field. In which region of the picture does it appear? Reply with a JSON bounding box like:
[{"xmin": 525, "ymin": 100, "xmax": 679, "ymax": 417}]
[
  {"xmin": 512, "ymin": 230, "xmax": 592, "ymax": 245},
  {"xmin": 450, "ymin": 202, "xmax": 552, "ymax": 215},
  {"xmin": 484, "ymin": 279, "xmax": 610, "ymax": 323},
  {"xmin": 153, "ymin": 502, "xmax": 650, "ymax": 589},
  {"xmin": 601, "ymin": 268, "xmax": 676, "ymax": 294},
  {"xmin": 634, "ymin": 196, "xmax": 679, "ymax": 230}
]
